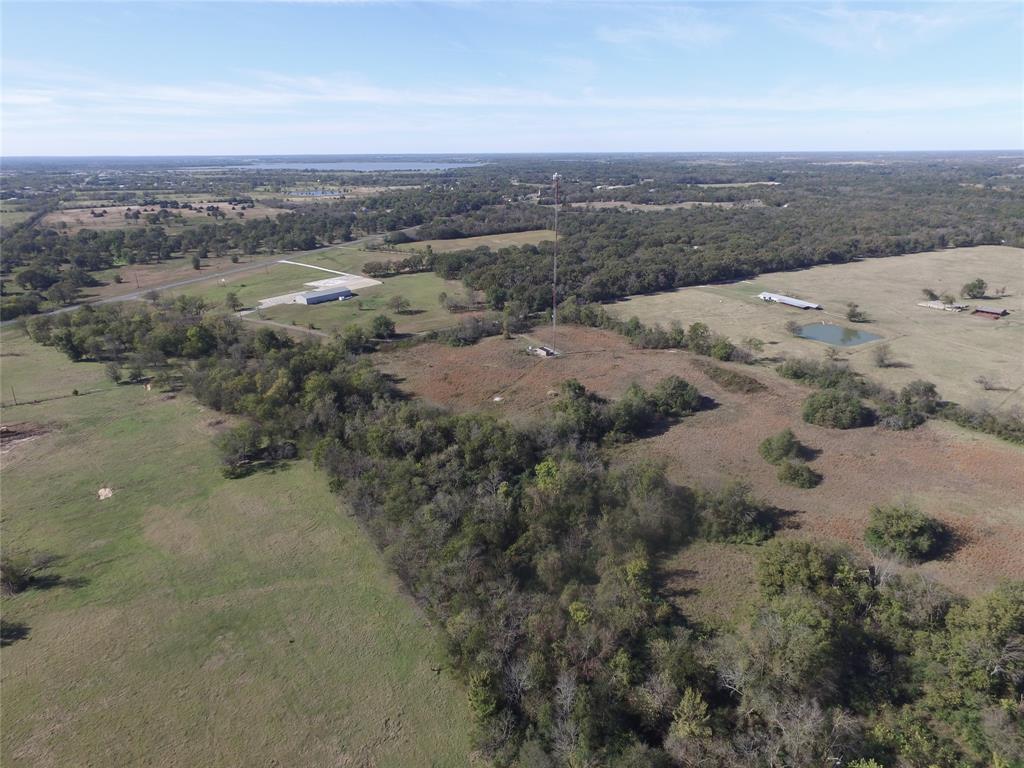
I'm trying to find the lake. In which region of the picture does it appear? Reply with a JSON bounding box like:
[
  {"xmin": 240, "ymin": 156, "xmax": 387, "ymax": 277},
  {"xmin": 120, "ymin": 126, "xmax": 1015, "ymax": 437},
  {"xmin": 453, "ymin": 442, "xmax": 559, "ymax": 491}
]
[
  {"xmin": 798, "ymin": 323, "xmax": 882, "ymax": 346},
  {"xmin": 220, "ymin": 161, "xmax": 485, "ymax": 172}
]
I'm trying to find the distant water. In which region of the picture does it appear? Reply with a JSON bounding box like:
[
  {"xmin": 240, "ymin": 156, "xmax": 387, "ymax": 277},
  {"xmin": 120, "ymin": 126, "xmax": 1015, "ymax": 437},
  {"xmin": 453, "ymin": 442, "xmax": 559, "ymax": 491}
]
[
  {"xmin": 798, "ymin": 323, "xmax": 881, "ymax": 346},
  {"xmin": 215, "ymin": 161, "xmax": 485, "ymax": 172}
]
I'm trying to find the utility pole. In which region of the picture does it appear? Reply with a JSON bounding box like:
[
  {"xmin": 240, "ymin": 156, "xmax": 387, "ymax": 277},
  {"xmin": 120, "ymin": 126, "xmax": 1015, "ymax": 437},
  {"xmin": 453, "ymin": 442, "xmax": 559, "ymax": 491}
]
[{"xmin": 552, "ymin": 173, "xmax": 561, "ymax": 354}]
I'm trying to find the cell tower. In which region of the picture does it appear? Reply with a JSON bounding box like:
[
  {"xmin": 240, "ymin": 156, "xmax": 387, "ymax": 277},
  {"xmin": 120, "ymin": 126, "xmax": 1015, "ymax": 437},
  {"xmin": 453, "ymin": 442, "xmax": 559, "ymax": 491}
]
[{"xmin": 551, "ymin": 172, "xmax": 561, "ymax": 354}]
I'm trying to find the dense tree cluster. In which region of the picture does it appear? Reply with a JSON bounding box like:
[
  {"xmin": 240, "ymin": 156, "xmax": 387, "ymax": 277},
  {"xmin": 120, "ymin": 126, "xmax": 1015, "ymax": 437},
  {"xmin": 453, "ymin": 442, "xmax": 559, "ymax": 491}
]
[{"xmin": 24, "ymin": 301, "xmax": 1023, "ymax": 766}]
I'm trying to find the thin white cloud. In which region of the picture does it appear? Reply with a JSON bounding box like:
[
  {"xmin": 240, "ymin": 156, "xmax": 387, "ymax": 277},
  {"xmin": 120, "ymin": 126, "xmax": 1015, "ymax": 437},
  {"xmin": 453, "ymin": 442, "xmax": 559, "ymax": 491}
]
[
  {"xmin": 3, "ymin": 65, "xmax": 1018, "ymax": 118},
  {"xmin": 772, "ymin": 2, "xmax": 1018, "ymax": 53},
  {"xmin": 596, "ymin": 6, "xmax": 730, "ymax": 48}
]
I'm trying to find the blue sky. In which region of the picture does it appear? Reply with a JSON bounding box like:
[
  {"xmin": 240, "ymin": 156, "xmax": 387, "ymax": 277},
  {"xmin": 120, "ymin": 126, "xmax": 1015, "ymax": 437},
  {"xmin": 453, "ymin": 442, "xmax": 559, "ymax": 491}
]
[{"xmin": 2, "ymin": 1, "xmax": 1021, "ymax": 155}]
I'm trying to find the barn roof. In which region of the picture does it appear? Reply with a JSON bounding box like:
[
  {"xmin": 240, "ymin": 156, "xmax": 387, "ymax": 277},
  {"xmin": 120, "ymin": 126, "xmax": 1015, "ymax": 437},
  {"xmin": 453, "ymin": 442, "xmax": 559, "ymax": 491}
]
[{"xmin": 303, "ymin": 286, "xmax": 353, "ymax": 300}]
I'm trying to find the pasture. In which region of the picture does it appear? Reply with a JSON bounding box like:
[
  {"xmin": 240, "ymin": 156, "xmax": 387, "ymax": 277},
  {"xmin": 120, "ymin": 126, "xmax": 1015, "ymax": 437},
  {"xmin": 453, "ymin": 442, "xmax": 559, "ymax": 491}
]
[
  {"xmin": 395, "ymin": 229, "xmax": 555, "ymax": 254},
  {"xmin": 608, "ymin": 246, "xmax": 1024, "ymax": 411},
  {"xmin": 165, "ymin": 245, "xmax": 466, "ymax": 336},
  {"xmin": 40, "ymin": 201, "xmax": 288, "ymax": 232},
  {"xmin": 0, "ymin": 207, "xmax": 34, "ymax": 230},
  {"xmin": 377, "ymin": 324, "xmax": 1024, "ymax": 603},
  {"xmin": 0, "ymin": 330, "xmax": 472, "ymax": 767}
]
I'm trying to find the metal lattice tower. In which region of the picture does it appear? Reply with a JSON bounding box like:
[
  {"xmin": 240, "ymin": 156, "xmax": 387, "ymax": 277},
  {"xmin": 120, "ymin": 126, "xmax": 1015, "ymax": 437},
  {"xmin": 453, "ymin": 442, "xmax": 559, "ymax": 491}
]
[{"xmin": 552, "ymin": 173, "xmax": 561, "ymax": 353}]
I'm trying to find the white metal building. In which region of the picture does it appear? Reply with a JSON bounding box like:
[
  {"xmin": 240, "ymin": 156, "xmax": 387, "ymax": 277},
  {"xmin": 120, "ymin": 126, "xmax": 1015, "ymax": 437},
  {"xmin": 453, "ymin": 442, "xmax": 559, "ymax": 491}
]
[
  {"xmin": 757, "ymin": 292, "xmax": 822, "ymax": 310},
  {"xmin": 298, "ymin": 287, "xmax": 354, "ymax": 305}
]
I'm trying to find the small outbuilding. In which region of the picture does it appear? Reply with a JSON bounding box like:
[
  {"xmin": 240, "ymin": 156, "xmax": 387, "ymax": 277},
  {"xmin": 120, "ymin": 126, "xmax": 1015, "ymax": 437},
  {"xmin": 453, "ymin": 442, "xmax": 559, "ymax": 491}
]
[
  {"xmin": 299, "ymin": 287, "xmax": 354, "ymax": 305},
  {"xmin": 917, "ymin": 300, "xmax": 969, "ymax": 312},
  {"xmin": 757, "ymin": 292, "xmax": 822, "ymax": 310},
  {"xmin": 971, "ymin": 306, "xmax": 1009, "ymax": 319}
]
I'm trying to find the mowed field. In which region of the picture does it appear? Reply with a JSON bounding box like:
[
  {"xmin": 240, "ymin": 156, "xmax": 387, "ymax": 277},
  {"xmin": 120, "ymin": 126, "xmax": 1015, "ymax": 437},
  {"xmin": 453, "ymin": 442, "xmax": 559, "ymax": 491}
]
[
  {"xmin": 167, "ymin": 245, "xmax": 467, "ymax": 335},
  {"xmin": 608, "ymin": 246, "xmax": 1024, "ymax": 411},
  {"xmin": 0, "ymin": 330, "xmax": 472, "ymax": 767},
  {"xmin": 395, "ymin": 229, "xmax": 555, "ymax": 254},
  {"xmin": 40, "ymin": 201, "xmax": 289, "ymax": 232},
  {"xmin": 377, "ymin": 325, "xmax": 1024, "ymax": 613}
]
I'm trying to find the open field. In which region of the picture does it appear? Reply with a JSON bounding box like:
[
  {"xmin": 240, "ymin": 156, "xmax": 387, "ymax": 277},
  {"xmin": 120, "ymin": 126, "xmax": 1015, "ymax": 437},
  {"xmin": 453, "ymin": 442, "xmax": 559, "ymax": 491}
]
[
  {"xmin": 80, "ymin": 242, "xmax": 389, "ymax": 303},
  {"xmin": 163, "ymin": 246, "xmax": 466, "ymax": 335},
  {"xmin": 0, "ymin": 207, "xmax": 34, "ymax": 229},
  {"xmin": 0, "ymin": 329, "xmax": 472, "ymax": 767},
  {"xmin": 608, "ymin": 246, "xmax": 1024, "ymax": 411},
  {"xmin": 377, "ymin": 324, "xmax": 1024, "ymax": 603},
  {"xmin": 256, "ymin": 271, "xmax": 466, "ymax": 335},
  {"xmin": 40, "ymin": 201, "xmax": 289, "ymax": 232},
  {"xmin": 82, "ymin": 252, "xmax": 284, "ymax": 301},
  {"xmin": 396, "ymin": 229, "xmax": 555, "ymax": 253}
]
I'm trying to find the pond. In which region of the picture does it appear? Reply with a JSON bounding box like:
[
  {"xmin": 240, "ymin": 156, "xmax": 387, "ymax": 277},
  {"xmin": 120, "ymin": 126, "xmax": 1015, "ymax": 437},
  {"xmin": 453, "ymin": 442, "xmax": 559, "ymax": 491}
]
[{"xmin": 797, "ymin": 323, "xmax": 882, "ymax": 346}]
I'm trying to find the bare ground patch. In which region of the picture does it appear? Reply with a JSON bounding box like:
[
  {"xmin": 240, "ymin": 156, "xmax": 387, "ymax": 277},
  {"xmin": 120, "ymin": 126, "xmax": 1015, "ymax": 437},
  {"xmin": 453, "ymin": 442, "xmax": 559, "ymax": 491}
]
[{"xmin": 0, "ymin": 422, "xmax": 55, "ymax": 455}]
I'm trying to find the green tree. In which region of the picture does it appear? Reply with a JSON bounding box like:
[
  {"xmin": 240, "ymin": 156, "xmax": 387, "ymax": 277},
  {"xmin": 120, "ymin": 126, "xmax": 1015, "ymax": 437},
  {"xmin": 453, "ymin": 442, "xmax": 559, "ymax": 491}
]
[
  {"xmin": 387, "ymin": 294, "xmax": 411, "ymax": 314},
  {"xmin": 225, "ymin": 291, "xmax": 242, "ymax": 312},
  {"xmin": 864, "ymin": 502, "xmax": 945, "ymax": 563},
  {"xmin": 698, "ymin": 481, "xmax": 774, "ymax": 543},
  {"xmin": 961, "ymin": 278, "xmax": 988, "ymax": 299},
  {"xmin": 370, "ymin": 314, "xmax": 396, "ymax": 339},
  {"xmin": 802, "ymin": 390, "xmax": 869, "ymax": 429},
  {"xmin": 45, "ymin": 280, "xmax": 79, "ymax": 306},
  {"xmin": 669, "ymin": 688, "xmax": 712, "ymax": 740},
  {"xmin": 758, "ymin": 428, "xmax": 803, "ymax": 464},
  {"xmin": 777, "ymin": 460, "xmax": 821, "ymax": 488},
  {"xmin": 191, "ymin": 254, "xmax": 201, "ymax": 270}
]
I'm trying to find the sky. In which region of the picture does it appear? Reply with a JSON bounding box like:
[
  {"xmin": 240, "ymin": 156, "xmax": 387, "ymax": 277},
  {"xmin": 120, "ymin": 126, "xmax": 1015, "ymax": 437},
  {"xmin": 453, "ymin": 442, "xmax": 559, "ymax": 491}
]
[{"xmin": 1, "ymin": 1, "xmax": 1021, "ymax": 155}]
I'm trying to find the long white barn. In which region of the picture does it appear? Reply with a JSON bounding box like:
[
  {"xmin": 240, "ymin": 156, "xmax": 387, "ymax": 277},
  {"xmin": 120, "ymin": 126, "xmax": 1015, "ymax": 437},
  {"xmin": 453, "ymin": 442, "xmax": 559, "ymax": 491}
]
[{"xmin": 757, "ymin": 292, "xmax": 822, "ymax": 310}]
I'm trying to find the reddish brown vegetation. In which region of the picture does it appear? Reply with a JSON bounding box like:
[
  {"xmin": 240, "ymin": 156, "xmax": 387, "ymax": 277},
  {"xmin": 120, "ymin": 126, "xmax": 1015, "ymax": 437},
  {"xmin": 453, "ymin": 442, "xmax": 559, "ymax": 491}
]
[{"xmin": 379, "ymin": 325, "xmax": 1024, "ymax": 597}]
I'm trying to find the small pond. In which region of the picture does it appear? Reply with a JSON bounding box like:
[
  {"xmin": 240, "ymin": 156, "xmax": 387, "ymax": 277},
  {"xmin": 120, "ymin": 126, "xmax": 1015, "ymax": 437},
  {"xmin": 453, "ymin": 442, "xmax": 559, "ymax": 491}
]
[{"xmin": 797, "ymin": 323, "xmax": 881, "ymax": 346}]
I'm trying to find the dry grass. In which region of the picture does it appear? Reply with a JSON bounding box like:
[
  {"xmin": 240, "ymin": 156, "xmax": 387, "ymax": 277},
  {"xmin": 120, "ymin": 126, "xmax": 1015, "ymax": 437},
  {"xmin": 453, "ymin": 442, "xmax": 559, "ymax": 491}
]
[
  {"xmin": 378, "ymin": 325, "xmax": 1024, "ymax": 600},
  {"xmin": 396, "ymin": 229, "xmax": 555, "ymax": 254},
  {"xmin": 608, "ymin": 246, "xmax": 1024, "ymax": 411},
  {"xmin": 41, "ymin": 201, "xmax": 288, "ymax": 232}
]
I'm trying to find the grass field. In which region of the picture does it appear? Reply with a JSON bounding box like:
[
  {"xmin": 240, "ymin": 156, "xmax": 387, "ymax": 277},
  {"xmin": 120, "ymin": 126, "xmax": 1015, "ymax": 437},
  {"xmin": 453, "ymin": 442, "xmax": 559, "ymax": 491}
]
[
  {"xmin": 0, "ymin": 208, "xmax": 34, "ymax": 230},
  {"xmin": 0, "ymin": 330, "xmax": 473, "ymax": 767},
  {"xmin": 165, "ymin": 244, "xmax": 467, "ymax": 336},
  {"xmin": 395, "ymin": 229, "xmax": 555, "ymax": 254},
  {"xmin": 608, "ymin": 246, "xmax": 1024, "ymax": 410},
  {"xmin": 40, "ymin": 202, "xmax": 288, "ymax": 233}
]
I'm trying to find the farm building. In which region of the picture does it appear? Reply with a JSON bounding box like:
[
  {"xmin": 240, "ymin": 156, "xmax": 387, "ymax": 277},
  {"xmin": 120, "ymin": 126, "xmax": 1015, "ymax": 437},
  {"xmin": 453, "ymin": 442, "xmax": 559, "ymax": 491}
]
[
  {"xmin": 917, "ymin": 300, "xmax": 969, "ymax": 312},
  {"xmin": 757, "ymin": 292, "xmax": 822, "ymax": 310},
  {"xmin": 528, "ymin": 345, "xmax": 558, "ymax": 357},
  {"xmin": 298, "ymin": 287, "xmax": 353, "ymax": 305},
  {"xmin": 971, "ymin": 306, "xmax": 1009, "ymax": 319}
]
